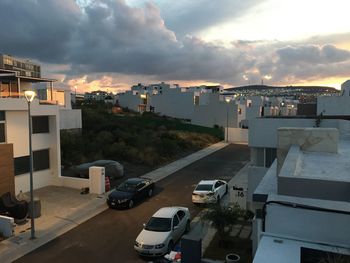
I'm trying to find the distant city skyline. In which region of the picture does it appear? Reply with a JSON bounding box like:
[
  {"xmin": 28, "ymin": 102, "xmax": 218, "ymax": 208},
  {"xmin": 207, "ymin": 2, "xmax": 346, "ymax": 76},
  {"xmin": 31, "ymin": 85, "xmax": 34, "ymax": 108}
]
[{"xmin": 1, "ymin": 0, "xmax": 349, "ymax": 92}]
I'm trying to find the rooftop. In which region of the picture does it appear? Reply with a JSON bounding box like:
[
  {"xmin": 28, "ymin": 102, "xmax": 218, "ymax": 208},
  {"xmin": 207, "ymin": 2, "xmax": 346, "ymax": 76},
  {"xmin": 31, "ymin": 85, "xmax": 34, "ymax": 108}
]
[
  {"xmin": 296, "ymin": 139, "xmax": 350, "ymax": 182},
  {"xmin": 253, "ymin": 234, "xmax": 350, "ymax": 263}
]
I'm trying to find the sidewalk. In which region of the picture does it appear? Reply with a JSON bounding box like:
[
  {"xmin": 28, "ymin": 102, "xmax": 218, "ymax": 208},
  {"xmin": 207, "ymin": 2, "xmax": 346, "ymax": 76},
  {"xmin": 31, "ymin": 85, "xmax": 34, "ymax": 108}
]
[{"xmin": 0, "ymin": 141, "xmax": 228, "ymax": 263}]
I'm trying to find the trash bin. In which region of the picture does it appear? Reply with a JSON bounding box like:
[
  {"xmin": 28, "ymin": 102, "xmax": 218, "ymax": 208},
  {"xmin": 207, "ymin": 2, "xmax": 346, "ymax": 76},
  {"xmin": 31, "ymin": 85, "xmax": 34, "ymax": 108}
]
[{"xmin": 28, "ymin": 197, "xmax": 41, "ymax": 218}]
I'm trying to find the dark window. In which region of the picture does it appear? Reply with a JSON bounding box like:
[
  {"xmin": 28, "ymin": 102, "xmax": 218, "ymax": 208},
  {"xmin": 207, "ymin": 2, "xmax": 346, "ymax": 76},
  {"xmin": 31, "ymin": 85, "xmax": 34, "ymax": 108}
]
[
  {"xmin": 301, "ymin": 247, "xmax": 350, "ymax": 263},
  {"xmin": 0, "ymin": 123, "xmax": 5, "ymax": 143},
  {"xmin": 34, "ymin": 149, "xmax": 50, "ymax": 171},
  {"xmin": 265, "ymin": 148, "xmax": 277, "ymax": 167},
  {"xmin": 0, "ymin": 111, "xmax": 5, "ymax": 121},
  {"xmin": 32, "ymin": 116, "xmax": 49, "ymax": 133},
  {"xmin": 173, "ymin": 215, "xmax": 179, "ymax": 227},
  {"xmin": 177, "ymin": 210, "xmax": 185, "ymax": 221},
  {"xmin": 14, "ymin": 149, "xmax": 50, "ymax": 175}
]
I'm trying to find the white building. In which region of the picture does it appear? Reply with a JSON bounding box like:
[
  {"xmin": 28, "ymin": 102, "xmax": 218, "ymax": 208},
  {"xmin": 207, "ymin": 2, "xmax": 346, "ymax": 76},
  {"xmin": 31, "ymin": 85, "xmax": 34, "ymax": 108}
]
[
  {"xmin": 250, "ymin": 126, "xmax": 350, "ymax": 263},
  {"xmin": 0, "ymin": 55, "xmax": 82, "ymax": 195},
  {"xmin": 247, "ymin": 87, "xmax": 350, "ymax": 262},
  {"xmin": 317, "ymin": 79, "xmax": 350, "ymax": 116}
]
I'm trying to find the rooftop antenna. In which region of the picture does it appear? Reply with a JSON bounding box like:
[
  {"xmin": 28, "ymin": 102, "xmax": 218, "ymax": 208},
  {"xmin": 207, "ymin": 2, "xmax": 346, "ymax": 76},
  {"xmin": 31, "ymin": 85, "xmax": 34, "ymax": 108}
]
[{"xmin": 261, "ymin": 79, "xmax": 264, "ymax": 85}]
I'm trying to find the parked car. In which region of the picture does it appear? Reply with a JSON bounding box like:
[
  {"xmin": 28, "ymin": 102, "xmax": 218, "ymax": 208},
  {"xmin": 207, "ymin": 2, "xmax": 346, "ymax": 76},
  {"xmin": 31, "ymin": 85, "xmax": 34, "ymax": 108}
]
[
  {"xmin": 73, "ymin": 160, "xmax": 124, "ymax": 179},
  {"xmin": 192, "ymin": 179, "xmax": 228, "ymax": 204},
  {"xmin": 107, "ymin": 178, "xmax": 154, "ymax": 209},
  {"xmin": 134, "ymin": 207, "xmax": 191, "ymax": 257}
]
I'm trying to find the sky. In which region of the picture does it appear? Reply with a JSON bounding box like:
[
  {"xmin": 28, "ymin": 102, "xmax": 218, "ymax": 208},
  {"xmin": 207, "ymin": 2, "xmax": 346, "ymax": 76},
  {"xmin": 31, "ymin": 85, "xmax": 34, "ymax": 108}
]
[{"xmin": 1, "ymin": 0, "xmax": 350, "ymax": 92}]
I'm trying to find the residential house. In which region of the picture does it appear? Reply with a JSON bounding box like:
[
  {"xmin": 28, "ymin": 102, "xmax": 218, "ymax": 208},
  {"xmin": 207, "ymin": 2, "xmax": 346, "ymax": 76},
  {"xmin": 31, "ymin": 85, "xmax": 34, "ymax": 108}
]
[{"xmin": 0, "ymin": 54, "xmax": 81, "ymax": 195}]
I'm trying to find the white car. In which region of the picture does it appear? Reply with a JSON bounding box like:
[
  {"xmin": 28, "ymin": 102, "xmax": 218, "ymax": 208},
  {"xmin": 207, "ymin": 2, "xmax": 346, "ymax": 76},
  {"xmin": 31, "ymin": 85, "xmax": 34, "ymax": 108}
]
[
  {"xmin": 192, "ymin": 179, "xmax": 228, "ymax": 204},
  {"xmin": 134, "ymin": 207, "xmax": 191, "ymax": 257}
]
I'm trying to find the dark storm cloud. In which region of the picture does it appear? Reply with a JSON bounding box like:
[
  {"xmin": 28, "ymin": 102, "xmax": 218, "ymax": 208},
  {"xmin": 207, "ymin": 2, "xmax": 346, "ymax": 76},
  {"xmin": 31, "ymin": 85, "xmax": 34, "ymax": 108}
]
[
  {"xmin": 276, "ymin": 44, "xmax": 350, "ymax": 65},
  {"xmin": 157, "ymin": 0, "xmax": 259, "ymax": 35},
  {"xmin": 1, "ymin": 0, "xmax": 350, "ymax": 87},
  {"xmin": 0, "ymin": 0, "xmax": 80, "ymax": 63},
  {"xmin": 254, "ymin": 43, "xmax": 350, "ymax": 83}
]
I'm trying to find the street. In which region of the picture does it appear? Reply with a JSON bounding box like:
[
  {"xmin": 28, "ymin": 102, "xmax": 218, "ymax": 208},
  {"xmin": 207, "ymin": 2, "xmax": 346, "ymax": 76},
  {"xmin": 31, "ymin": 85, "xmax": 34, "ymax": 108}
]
[{"xmin": 15, "ymin": 144, "xmax": 249, "ymax": 263}]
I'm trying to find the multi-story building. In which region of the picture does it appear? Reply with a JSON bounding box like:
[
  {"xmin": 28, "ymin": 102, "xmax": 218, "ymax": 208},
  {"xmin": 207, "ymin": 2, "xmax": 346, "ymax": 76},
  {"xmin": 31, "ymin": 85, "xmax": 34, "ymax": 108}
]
[
  {"xmin": 246, "ymin": 81, "xmax": 350, "ymax": 262},
  {"xmin": 0, "ymin": 54, "xmax": 41, "ymax": 78},
  {"xmin": 0, "ymin": 55, "xmax": 82, "ymax": 195}
]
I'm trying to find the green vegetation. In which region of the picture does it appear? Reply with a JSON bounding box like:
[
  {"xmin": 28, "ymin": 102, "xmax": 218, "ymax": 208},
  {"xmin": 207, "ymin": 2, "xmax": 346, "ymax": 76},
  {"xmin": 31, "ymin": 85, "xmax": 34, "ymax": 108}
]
[
  {"xmin": 61, "ymin": 102, "xmax": 223, "ymax": 168},
  {"xmin": 202, "ymin": 203, "xmax": 245, "ymax": 247}
]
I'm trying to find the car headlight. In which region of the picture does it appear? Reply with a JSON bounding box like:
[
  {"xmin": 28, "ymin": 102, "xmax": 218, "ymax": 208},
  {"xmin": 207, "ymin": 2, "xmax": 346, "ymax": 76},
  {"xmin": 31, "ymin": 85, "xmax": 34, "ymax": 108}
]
[
  {"xmin": 118, "ymin": 198, "xmax": 129, "ymax": 203},
  {"xmin": 155, "ymin": 243, "xmax": 165, "ymax": 249}
]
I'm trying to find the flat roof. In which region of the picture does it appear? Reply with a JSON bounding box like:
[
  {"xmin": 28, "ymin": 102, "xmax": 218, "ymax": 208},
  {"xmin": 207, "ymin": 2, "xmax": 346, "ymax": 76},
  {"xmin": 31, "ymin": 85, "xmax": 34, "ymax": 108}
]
[
  {"xmin": 267, "ymin": 194, "xmax": 350, "ymax": 213},
  {"xmin": 296, "ymin": 139, "xmax": 350, "ymax": 183},
  {"xmin": 0, "ymin": 69, "xmax": 56, "ymax": 83},
  {"xmin": 253, "ymin": 234, "xmax": 350, "ymax": 263}
]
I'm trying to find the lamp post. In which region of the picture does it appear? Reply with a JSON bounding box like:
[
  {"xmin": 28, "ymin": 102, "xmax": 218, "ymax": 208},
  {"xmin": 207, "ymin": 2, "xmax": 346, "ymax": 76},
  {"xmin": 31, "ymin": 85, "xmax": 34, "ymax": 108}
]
[
  {"xmin": 225, "ymin": 97, "xmax": 230, "ymax": 143},
  {"xmin": 24, "ymin": 90, "xmax": 36, "ymax": 240}
]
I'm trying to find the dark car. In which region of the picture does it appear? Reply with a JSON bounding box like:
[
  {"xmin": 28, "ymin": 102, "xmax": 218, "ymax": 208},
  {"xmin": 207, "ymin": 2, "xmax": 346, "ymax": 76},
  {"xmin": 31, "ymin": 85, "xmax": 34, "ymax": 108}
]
[
  {"xmin": 107, "ymin": 178, "xmax": 154, "ymax": 209},
  {"xmin": 73, "ymin": 160, "xmax": 124, "ymax": 179}
]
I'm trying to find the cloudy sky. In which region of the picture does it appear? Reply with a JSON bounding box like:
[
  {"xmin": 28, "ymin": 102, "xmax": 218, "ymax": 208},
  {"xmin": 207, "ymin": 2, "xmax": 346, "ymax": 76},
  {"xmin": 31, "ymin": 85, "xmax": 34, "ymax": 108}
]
[{"xmin": 1, "ymin": 0, "xmax": 350, "ymax": 92}]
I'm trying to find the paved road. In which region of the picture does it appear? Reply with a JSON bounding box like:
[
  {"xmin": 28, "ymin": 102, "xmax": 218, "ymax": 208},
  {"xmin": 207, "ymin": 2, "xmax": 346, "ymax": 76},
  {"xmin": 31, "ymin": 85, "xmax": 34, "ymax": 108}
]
[{"xmin": 16, "ymin": 144, "xmax": 249, "ymax": 263}]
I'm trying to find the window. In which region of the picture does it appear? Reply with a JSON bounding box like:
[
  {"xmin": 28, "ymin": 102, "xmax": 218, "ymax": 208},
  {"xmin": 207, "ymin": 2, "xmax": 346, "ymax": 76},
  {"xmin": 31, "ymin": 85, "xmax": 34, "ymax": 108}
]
[
  {"xmin": 177, "ymin": 210, "xmax": 185, "ymax": 221},
  {"xmin": 32, "ymin": 116, "xmax": 49, "ymax": 133},
  {"xmin": 265, "ymin": 148, "xmax": 277, "ymax": 167},
  {"xmin": 0, "ymin": 111, "xmax": 5, "ymax": 143},
  {"xmin": 14, "ymin": 149, "xmax": 50, "ymax": 175},
  {"xmin": 173, "ymin": 215, "xmax": 179, "ymax": 228},
  {"xmin": 0, "ymin": 124, "xmax": 5, "ymax": 143},
  {"xmin": 0, "ymin": 111, "xmax": 5, "ymax": 121}
]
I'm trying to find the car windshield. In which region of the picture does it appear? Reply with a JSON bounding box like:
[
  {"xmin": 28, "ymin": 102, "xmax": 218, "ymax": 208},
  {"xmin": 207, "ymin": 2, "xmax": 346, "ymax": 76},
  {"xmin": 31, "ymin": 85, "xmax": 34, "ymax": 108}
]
[
  {"xmin": 195, "ymin": 184, "xmax": 213, "ymax": 191},
  {"xmin": 116, "ymin": 181, "xmax": 138, "ymax": 193},
  {"xmin": 145, "ymin": 217, "xmax": 172, "ymax": 232}
]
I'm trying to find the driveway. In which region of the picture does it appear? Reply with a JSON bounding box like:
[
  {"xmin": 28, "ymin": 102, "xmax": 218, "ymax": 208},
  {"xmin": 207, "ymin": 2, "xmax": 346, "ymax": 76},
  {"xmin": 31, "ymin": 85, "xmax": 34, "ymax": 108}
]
[{"xmin": 15, "ymin": 144, "xmax": 249, "ymax": 263}]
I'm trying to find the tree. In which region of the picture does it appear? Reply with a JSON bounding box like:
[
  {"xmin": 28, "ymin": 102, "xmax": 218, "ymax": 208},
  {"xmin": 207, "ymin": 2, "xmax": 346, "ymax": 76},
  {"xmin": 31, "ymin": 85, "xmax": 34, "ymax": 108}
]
[{"xmin": 202, "ymin": 203, "xmax": 244, "ymax": 247}]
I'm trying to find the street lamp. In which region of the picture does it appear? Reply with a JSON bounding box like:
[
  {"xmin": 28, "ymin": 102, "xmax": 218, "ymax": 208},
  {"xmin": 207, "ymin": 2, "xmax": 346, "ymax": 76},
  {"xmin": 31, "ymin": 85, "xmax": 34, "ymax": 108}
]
[
  {"xmin": 225, "ymin": 97, "xmax": 230, "ymax": 143},
  {"xmin": 24, "ymin": 90, "xmax": 36, "ymax": 240}
]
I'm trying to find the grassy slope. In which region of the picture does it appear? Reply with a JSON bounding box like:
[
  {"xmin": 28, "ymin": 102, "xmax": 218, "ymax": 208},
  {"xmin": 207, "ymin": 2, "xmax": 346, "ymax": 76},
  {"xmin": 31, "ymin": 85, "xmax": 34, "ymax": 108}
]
[{"xmin": 61, "ymin": 105, "xmax": 223, "ymax": 169}]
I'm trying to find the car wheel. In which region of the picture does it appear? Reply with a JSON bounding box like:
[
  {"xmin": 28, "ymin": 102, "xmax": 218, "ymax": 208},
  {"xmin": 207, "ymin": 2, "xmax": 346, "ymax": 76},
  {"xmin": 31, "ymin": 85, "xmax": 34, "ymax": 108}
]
[
  {"xmin": 148, "ymin": 188, "xmax": 153, "ymax": 197},
  {"xmin": 185, "ymin": 220, "xmax": 191, "ymax": 233},
  {"xmin": 128, "ymin": 199, "xmax": 134, "ymax": 209},
  {"xmin": 167, "ymin": 240, "xmax": 174, "ymax": 253}
]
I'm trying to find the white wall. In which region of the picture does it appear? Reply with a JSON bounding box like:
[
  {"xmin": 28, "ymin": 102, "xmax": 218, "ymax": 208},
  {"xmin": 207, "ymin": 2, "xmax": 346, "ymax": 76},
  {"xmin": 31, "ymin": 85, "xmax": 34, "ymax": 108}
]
[
  {"xmin": 4, "ymin": 107, "xmax": 61, "ymax": 194},
  {"xmin": 150, "ymin": 88, "xmax": 194, "ymax": 120},
  {"xmin": 317, "ymin": 96, "xmax": 350, "ymax": 116},
  {"xmin": 59, "ymin": 109, "xmax": 82, "ymax": 130},
  {"xmin": 249, "ymin": 118, "xmax": 314, "ymax": 148},
  {"xmin": 226, "ymin": 128, "xmax": 248, "ymax": 143},
  {"xmin": 192, "ymin": 94, "xmax": 238, "ymax": 128},
  {"xmin": 265, "ymin": 202, "xmax": 350, "ymax": 247},
  {"xmin": 118, "ymin": 91, "xmax": 142, "ymax": 112}
]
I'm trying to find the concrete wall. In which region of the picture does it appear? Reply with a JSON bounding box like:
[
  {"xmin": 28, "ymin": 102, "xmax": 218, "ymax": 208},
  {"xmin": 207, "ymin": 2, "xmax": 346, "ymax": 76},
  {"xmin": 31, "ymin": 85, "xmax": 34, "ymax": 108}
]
[
  {"xmin": 265, "ymin": 203, "xmax": 350, "ymax": 247},
  {"xmin": 317, "ymin": 96, "xmax": 350, "ymax": 115},
  {"xmin": 227, "ymin": 128, "xmax": 248, "ymax": 143},
  {"xmin": 249, "ymin": 118, "xmax": 315, "ymax": 148},
  {"xmin": 247, "ymin": 165, "xmax": 269, "ymax": 207},
  {"xmin": 150, "ymin": 89, "xmax": 194, "ymax": 120},
  {"xmin": 277, "ymin": 128, "xmax": 338, "ymax": 173},
  {"xmin": 118, "ymin": 92, "xmax": 142, "ymax": 112},
  {"xmin": 59, "ymin": 109, "xmax": 82, "ymax": 130},
  {"xmin": 278, "ymin": 176, "xmax": 350, "ymax": 202},
  {"xmin": 192, "ymin": 94, "xmax": 238, "ymax": 128}
]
